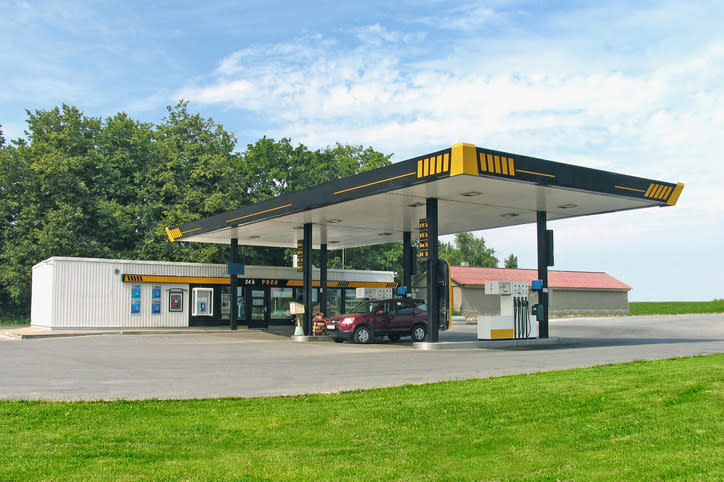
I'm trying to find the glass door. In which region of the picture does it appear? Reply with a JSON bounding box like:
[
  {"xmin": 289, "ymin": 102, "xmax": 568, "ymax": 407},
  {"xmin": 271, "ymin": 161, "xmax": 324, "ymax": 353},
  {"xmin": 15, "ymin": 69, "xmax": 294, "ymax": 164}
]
[
  {"xmin": 249, "ymin": 288, "xmax": 268, "ymax": 328},
  {"xmin": 269, "ymin": 287, "xmax": 294, "ymax": 324}
]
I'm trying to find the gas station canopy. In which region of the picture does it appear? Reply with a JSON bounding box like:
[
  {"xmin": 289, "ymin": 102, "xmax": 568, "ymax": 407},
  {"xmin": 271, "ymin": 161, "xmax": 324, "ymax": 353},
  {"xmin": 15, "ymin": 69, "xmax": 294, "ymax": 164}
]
[{"xmin": 165, "ymin": 143, "xmax": 683, "ymax": 248}]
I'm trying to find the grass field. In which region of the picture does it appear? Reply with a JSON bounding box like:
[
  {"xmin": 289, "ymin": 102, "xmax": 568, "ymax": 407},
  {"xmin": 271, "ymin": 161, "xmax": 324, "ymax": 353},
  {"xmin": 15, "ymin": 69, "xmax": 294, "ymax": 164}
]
[
  {"xmin": 1, "ymin": 355, "xmax": 721, "ymax": 480},
  {"xmin": 629, "ymin": 299, "xmax": 724, "ymax": 315}
]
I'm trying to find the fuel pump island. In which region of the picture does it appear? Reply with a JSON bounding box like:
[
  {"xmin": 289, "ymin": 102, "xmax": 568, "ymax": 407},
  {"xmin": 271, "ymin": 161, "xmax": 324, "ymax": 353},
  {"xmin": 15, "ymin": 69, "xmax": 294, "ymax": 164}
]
[{"xmin": 477, "ymin": 281, "xmax": 539, "ymax": 340}]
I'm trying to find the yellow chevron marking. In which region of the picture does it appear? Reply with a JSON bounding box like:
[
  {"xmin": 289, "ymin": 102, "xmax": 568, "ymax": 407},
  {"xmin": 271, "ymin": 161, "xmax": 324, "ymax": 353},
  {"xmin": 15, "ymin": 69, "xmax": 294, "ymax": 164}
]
[
  {"xmin": 164, "ymin": 227, "xmax": 182, "ymax": 242},
  {"xmin": 478, "ymin": 153, "xmax": 487, "ymax": 172},
  {"xmin": 666, "ymin": 183, "xmax": 684, "ymax": 205},
  {"xmin": 123, "ymin": 275, "xmax": 231, "ymax": 285}
]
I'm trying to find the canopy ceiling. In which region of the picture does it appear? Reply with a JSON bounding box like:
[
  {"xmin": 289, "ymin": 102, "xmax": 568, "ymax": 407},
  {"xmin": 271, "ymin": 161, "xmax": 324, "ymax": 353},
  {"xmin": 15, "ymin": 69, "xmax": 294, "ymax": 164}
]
[{"xmin": 166, "ymin": 143, "xmax": 683, "ymax": 250}]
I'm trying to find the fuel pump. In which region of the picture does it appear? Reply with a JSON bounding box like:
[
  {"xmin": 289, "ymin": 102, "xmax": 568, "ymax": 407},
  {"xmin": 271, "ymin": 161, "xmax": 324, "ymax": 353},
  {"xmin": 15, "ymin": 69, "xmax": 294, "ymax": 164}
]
[
  {"xmin": 437, "ymin": 258, "xmax": 452, "ymax": 331},
  {"xmin": 477, "ymin": 281, "xmax": 539, "ymax": 340}
]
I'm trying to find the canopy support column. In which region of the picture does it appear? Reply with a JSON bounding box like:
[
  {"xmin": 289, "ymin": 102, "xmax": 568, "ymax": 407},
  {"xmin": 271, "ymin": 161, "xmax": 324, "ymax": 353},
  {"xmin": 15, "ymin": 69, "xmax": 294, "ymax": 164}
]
[
  {"xmin": 403, "ymin": 231, "xmax": 412, "ymax": 295},
  {"xmin": 536, "ymin": 211, "xmax": 550, "ymax": 338},
  {"xmin": 303, "ymin": 223, "xmax": 313, "ymax": 335},
  {"xmin": 320, "ymin": 243, "xmax": 328, "ymax": 316},
  {"xmin": 229, "ymin": 238, "xmax": 238, "ymax": 331},
  {"xmin": 426, "ymin": 198, "xmax": 440, "ymax": 342}
]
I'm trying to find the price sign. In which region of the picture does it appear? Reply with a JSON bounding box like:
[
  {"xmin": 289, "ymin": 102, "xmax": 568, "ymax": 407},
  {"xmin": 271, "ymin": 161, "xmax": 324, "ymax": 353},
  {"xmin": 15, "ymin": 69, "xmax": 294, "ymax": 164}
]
[
  {"xmin": 418, "ymin": 218, "xmax": 429, "ymax": 260},
  {"xmin": 296, "ymin": 240, "xmax": 304, "ymax": 271}
]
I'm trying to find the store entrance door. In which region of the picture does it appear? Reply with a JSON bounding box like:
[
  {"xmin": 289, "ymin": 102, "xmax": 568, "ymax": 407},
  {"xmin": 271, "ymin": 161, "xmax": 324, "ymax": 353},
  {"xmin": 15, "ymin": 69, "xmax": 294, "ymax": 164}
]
[{"xmin": 248, "ymin": 288, "xmax": 269, "ymax": 329}]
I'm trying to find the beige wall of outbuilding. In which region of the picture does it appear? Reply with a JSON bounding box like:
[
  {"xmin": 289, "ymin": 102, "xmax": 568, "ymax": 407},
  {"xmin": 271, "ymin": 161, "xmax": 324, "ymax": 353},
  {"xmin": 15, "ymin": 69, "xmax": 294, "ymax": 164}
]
[
  {"xmin": 549, "ymin": 289, "xmax": 629, "ymax": 314},
  {"xmin": 416, "ymin": 280, "xmax": 629, "ymax": 317}
]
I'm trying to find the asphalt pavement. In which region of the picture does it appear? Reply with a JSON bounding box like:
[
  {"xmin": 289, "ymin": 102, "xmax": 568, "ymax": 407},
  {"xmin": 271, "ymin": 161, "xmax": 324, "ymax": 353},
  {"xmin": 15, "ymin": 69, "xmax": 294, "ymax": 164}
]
[{"xmin": 1, "ymin": 313, "xmax": 722, "ymax": 400}]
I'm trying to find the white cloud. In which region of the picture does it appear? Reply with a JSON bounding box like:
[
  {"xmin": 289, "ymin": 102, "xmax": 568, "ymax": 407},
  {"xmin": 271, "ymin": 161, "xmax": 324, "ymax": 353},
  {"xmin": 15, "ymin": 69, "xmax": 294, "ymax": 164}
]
[{"xmin": 178, "ymin": 28, "xmax": 722, "ymax": 172}]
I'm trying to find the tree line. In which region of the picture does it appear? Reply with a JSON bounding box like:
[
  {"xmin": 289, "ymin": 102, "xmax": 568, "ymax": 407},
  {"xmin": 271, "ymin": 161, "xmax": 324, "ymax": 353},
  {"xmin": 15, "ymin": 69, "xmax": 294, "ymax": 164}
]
[{"xmin": 0, "ymin": 102, "xmax": 515, "ymax": 317}]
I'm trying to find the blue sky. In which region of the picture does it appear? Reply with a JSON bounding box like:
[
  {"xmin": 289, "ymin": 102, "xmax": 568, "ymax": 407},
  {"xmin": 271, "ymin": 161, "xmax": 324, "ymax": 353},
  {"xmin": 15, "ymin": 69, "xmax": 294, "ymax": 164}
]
[{"xmin": 2, "ymin": 0, "xmax": 722, "ymax": 301}]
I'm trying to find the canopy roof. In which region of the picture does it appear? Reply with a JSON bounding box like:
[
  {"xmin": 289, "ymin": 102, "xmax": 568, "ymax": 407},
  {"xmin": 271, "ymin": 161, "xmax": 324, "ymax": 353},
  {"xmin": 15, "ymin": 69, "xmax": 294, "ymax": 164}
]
[{"xmin": 166, "ymin": 143, "xmax": 683, "ymax": 250}]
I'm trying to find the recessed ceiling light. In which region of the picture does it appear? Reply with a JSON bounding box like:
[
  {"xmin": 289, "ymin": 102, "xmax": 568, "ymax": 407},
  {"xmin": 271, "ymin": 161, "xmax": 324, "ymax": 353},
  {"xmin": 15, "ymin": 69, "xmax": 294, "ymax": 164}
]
[
  {"xmin": 500, "ymin": 213, "xmax": 519, "ymax": 218},
  {"xmin": 558, "ymin": 203, "xmax": 577, "ymax": 209},
  {"xmin": 378, "ymin": 232, "xmax": 392, "ymax": 236},
  {"xmin": 460, "ymin": 191, "xmax": 483, "ymax": 197},
  {"xmin": 408, "ymin": 201, "xmax": 425, "ymax": 207},
  {"xmin": 327, "ymin": 218, "xmax": 342, "ymax": 224},
  {"xmin": 248, "ymin": 235, "xmax": 261, "ymax": 239}
]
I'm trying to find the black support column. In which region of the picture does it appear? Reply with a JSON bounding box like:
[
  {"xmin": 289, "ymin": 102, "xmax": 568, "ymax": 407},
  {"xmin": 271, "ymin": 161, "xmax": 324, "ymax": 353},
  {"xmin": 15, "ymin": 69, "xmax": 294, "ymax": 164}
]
[
  {"xmin": 320, "ymin": 243, "xmax": 328, "ymax": 316},
  {"xmin": 402, "ymin": 231, "xmax": 412, "ymax": 295},
  {"xmin": 426, "ymin": 198, "xmax": 440, "ymax": 342},
  {"xmin": 536, "ymin": 211, "xmax": 550, "ymax": 338},
  {"xmin": 229, "ymin": 238, "xmax": 239, "ymax": 331},
  {"xmin": 303, "ymin": 223, "xmax": 313, "ymax": 335}
]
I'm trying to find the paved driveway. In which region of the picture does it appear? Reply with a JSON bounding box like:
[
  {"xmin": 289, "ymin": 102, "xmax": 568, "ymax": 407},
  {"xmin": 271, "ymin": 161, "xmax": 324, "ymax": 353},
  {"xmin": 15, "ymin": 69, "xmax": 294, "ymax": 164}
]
[{"xmin": 1, "ymin": 313, "xmax": 722, "ymax": 400}]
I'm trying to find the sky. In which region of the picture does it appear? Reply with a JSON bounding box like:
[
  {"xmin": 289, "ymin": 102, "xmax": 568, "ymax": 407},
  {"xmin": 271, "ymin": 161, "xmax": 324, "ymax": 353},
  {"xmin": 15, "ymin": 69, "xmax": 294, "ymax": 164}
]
[{"xmin": 1, "ymin": 0, "xmax": 722, "ymax": 301}]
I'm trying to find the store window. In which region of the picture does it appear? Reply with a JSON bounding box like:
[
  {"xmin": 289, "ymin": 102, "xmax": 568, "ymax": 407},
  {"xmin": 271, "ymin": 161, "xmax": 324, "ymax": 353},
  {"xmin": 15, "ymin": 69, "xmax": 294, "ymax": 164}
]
[
  {"xmin": 325, "ymin": 288, "xmax": 342, "ymax": 316},
  {"xmin": 221, "ymin": 287, "xmax": 230, "ymax": 320},
  {"xmin": 270, "ymin": 287, "xmax": 294, "ymax": 319},
  {"xmin": 344, "ymin": 288, "xmax": 366, "ymax": 312},
  {"xmin": 294, "ymin": 288, "xmax": 319, "ymax": 312},
  {"xmin": 192, "ymin": 287, "xmax": 213, "ymax": 316}
]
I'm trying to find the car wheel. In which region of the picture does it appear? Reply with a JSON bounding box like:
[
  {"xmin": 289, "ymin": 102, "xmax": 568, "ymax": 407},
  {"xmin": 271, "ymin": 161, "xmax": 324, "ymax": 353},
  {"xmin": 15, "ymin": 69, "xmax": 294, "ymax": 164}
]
[
  {"xmin": 354, "ymin": 325, "xmax": 373, "ymax": 344},
  {"xmin": 388, "ymin": 334, "xmax": 401, "ymax": 342},
  {"xmin": 411, "ymin": 324, "xmax": 427, "ymax": 342}
]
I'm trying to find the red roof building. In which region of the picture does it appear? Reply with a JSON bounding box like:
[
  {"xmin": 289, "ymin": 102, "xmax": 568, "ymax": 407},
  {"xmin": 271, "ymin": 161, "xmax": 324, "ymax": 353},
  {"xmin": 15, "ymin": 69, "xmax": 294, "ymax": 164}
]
[
  {"xmin": 450, "ymin": 267, "xmax": 631, "ymax": 291},
  {"xmin": 416, "ymin": 266, "xmax": 631, "ymax": 316}
]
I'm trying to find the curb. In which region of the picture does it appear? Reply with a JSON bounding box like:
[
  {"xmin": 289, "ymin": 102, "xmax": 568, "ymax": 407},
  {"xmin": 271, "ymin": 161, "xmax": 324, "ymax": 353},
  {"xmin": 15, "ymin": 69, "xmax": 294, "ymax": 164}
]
[
  {"xmin": 413, "ymin": 337, "xmax": 562, "ymax": 350},
  {"xmin": 1, "ymin": 328, "xmax": 279, "ymax": 340},
  {"xmin": 290, "ymin": 335, "xmax": 335, "ymax": 343}
]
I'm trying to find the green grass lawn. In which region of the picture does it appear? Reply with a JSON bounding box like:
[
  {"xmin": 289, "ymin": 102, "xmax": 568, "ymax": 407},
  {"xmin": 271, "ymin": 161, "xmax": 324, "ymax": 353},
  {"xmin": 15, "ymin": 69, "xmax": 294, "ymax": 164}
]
[
  {"xmin": 629, "ymin": 299, "xmax": 724, "ymax": 315},
  {"xmin": 1, "ymin": 355, "xmax": 722, "ymax": 480}
]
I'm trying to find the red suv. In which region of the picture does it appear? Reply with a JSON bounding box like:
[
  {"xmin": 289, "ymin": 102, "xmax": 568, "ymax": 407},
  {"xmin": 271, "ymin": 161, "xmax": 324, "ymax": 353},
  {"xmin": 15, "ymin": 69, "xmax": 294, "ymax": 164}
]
[{"xmin": 326, "ymin": 298, "xmax": 428, "ymax": 344}]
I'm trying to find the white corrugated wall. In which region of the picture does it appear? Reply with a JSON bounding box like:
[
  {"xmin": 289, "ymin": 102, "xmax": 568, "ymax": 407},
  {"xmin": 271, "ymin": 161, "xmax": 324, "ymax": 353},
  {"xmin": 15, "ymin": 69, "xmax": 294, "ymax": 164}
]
[
  {"xmin": 43, "ymin": 258, "xmax": 192, "ymax": 329},
  {"xmin": 31, "ymin": 257, "xmax": 394, "ymax": 329},
  {"xmin": 30, "ymin": 259, "xmax": 55, "ymax": 328}
]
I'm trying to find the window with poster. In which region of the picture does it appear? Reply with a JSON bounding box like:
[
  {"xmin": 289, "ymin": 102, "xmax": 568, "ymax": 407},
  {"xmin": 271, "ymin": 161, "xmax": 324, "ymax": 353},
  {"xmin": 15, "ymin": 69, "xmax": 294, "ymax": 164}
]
[{"xmin": 169, "ymin": 289, "xmax": 184, "ymax": 312}]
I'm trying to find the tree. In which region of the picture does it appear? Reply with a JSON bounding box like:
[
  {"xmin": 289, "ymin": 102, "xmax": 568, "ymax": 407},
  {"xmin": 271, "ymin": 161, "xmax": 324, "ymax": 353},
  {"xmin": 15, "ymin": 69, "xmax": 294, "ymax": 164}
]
[
  {"xmin": 238, "ymin": 138, "xmax": 393, "ymax": 267},
  {"xmin": 504, "ymin": 254, "xmax": 519, "ymax": 268},
  {"xmin": 135, "ymin": 101, "xmax": 245, "ymax": 264},
  {"xmin": 439, "ymin": 232, "xmax": 498, "ymax": 267},
  {"xmin": 0, "ymin": 104, "xmax": 396, "ymax": 315},
  {"xmin": 326, "ymin": 243, "xmax": 403, "ymax": 276},
  {"xmin": 0, "ymin": 105, "xmax": 109, "ymax": 313}
]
